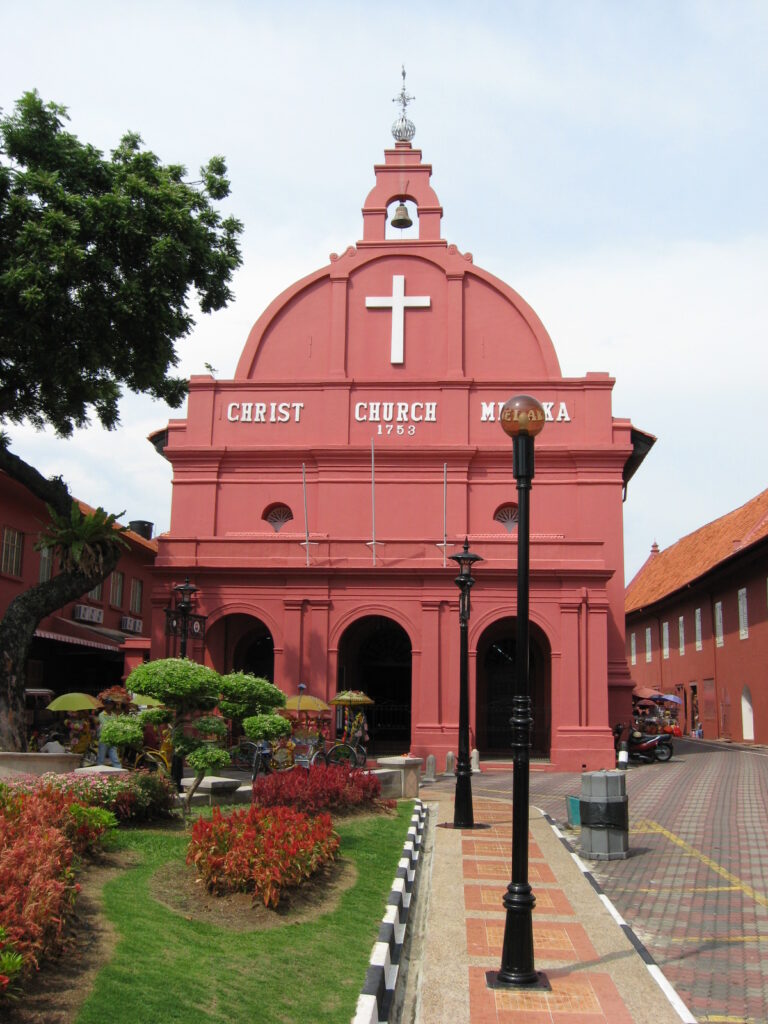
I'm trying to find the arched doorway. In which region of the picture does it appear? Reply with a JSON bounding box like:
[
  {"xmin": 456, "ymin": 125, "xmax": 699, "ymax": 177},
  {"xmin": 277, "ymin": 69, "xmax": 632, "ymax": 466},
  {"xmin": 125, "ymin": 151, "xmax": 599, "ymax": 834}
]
[
  {"xmin": 475, "ymin": 618, "xmax": 551, "ymax": 759},
  {"xmin": 206, "ymin": 613, "xmax": 275, "ymax": 680},
  {"xmin": 337, "ymin": 616, "xmax": 412, "ymax": 754},
  {"xmin": 741, "ymin": 685, "xmax": 755, "ymax": 742}
]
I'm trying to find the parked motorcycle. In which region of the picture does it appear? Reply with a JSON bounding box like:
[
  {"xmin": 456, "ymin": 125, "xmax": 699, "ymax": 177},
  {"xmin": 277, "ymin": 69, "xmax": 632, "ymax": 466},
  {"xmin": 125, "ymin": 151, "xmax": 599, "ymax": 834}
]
[{"xmin": 613, "ymin": 723, "xmax": 673, "ymax": 763}]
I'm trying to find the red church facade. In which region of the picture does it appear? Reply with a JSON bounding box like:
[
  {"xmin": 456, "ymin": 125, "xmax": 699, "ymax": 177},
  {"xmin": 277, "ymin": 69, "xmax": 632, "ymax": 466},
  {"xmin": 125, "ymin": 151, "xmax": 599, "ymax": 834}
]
[
  {"xmin": 625, "ymin": 489, "xmax": 768, "ymax": 745},
  {"xmin": 148, "ymin": 130, "xmax": 649, "ymax": 771}
]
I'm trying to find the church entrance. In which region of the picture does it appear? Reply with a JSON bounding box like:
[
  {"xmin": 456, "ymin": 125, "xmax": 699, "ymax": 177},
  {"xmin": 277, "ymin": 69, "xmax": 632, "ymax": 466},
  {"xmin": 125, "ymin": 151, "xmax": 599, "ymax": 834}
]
[
  {"xmin": 337, "ymin": 616, "xmax": 412, "ymax": 754},
  {"xmin": 207, "ymin": 613, "xmax": 275, "ymax": 681},
  {"xmin": 475, "ymin": 618, "xmax": 551, "ymax": 759}
]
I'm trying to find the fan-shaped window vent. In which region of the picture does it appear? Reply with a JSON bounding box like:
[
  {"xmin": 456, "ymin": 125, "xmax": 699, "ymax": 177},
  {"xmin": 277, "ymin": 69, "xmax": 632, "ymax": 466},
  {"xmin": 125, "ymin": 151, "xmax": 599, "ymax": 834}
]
[
  {"xmin": 494, "ymin": 504, "xmax": 519, "ymax": 533},
  {"xmin": 264, "ymin": 504, "xmax": 293, "ymax": 533}
]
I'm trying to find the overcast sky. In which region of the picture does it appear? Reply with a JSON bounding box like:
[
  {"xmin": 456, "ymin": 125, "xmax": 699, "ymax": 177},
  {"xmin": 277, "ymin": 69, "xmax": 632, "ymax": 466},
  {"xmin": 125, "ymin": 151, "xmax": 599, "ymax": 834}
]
[{"xmin": 2, "ymin": 0, "xmax": 766, "ymax": 582}]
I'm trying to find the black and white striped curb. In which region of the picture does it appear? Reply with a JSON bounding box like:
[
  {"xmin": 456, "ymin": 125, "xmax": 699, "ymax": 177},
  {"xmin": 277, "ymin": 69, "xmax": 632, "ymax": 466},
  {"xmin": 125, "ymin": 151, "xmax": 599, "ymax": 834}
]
[
  {"xmin": 352, "ymin": 800, "xmax": 428, "ymax": 1024},
  {"xmin": 542, "ymin": 812, "xmax": 697, "ymax": 1024}
]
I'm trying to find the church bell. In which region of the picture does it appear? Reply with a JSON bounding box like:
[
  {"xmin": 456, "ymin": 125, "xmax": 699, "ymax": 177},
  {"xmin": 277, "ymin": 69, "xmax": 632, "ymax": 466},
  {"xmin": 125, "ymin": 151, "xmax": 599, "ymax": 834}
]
[{"xmin": 390, "ymin": 201, "xmax": 413, "ymax": 229}]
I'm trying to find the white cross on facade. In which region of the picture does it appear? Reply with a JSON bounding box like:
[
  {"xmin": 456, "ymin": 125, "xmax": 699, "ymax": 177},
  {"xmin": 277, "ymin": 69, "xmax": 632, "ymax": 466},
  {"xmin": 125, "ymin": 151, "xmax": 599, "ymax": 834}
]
[{"xmin": 365, "ymin": 275, "xmax": 430, "ymax": 364}]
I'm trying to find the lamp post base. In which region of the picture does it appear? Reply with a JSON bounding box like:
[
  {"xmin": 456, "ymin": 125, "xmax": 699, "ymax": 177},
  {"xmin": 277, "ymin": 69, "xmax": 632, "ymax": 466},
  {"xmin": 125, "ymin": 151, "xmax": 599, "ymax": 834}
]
[{"xmin": 486, "ymin": 969, "xmax": 550, "ymax": 990}]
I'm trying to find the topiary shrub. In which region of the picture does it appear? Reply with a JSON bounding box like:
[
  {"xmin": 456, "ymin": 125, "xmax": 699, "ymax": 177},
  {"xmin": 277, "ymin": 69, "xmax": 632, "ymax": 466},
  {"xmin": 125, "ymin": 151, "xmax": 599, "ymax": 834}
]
[
  {"xmin": 99, "ymin": 715, "xmax": 144, "ymax": 751},
  {"xmin": 126, "ymin": 659, "xmax": 227, "ymax": 810},
  {"xmin": 218, "ymin": 672, "xmax": 286, "ymax": 721},
  {"xmin": 242, "ymin": 714, "xmax": 292, "ymax": 742}
]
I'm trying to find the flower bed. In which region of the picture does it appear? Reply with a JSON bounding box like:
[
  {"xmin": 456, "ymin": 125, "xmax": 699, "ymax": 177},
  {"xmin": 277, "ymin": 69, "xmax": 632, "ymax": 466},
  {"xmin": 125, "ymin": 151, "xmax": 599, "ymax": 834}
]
[
  {"xmin": 187, "ymin": 805, "xmax": 340, "ymax": 907},
  {"xmin": 3, "ymin": 769, "xmax": 177, "ymax": 821},
  {"xmin": 252, "ymin": 762, "xmax": 395, "ymax": 815},
  {"xmin": 0, "ymin": 780, "xmax": 117, "ymax": 996},
  {"xmin": 0, "ymin": 769, "xmax": 177, "ymax": 1001}
]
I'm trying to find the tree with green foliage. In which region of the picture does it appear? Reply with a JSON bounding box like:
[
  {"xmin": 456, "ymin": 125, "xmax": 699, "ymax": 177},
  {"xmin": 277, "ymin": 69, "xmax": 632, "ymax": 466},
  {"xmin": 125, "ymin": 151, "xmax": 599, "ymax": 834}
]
[
  {"xmin": 126, "ymin": 658, "xmax": 229, "ymax": 810},
  {"xmin": 0, "ymin": 91, "xmax": 242, "ymax": 751},
  {"xmin": 219, "ymin": 670, "xmax": 291, "ymax": 748}
]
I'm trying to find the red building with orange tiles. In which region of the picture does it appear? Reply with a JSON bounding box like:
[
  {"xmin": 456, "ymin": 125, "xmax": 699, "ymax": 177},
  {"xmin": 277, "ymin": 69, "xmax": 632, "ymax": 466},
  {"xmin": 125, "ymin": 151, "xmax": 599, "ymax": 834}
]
[
  {"xmin": 625, "ymin": 489, "xmax": 768, "ymax": 743},
  {"xmin": 0, "ymin": 470, "xmax": 157, "ymax": 699},
  {"xmin": 147, "ymin": 121, "xmax": 653, "ymax": 771}
]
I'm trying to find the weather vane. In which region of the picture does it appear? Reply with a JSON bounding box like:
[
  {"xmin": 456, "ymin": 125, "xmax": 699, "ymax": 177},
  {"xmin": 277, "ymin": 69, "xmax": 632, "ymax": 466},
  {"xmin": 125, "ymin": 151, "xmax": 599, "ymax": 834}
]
[{"xmin": 391, "ymin": 65, "xmax": 416, "ymax": 142}]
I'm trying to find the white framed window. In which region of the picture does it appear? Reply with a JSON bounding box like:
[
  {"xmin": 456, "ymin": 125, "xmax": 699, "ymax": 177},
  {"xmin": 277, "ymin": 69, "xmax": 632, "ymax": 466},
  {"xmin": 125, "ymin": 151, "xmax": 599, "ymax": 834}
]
[
  {"xmin": 129, "ymin": 578, "xmax": 143, "ymax": 616},
  {"xmin": 678, "ymin": 615, "xmax": 685, "ymax": 656},
  {"xmin": 695, "ymin": 607, "xmax": 703, "ymax": 651},
  {"xmin": 110, "ymin": 570, "xmax": 124, "ymax": 608},
  {"xmin": 1, "ymin": 527, "xmax": 23, "ymax": 577},
  {"xmin": 714, "ymin": 601, "xmax": 724, "ymax": 648},
  {"xmin": 39, "ymin": 545, "xmax": 53, "ymax": 583},
  {"xmin": 738, "ymin": 588, "xmax": 748, "ymax": 639},
  {"xmin": 645, "ymin": 626, "xmax": 652, "ymax": 663},
  {"xmin": 89, "ymin": 581, "xmax": 103, "ymax": 602},
  {"xmin": 662, "ymin": 621, "xmax": 670, "ymax": 660},
  {"xmin": 630, "ymin": 632, "xmax": 637, "ymax": 666}
]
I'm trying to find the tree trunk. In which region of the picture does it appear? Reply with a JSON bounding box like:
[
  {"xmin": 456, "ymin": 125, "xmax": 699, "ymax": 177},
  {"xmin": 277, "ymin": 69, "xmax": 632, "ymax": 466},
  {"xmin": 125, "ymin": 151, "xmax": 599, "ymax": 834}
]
[
  {"xmin": 0, "ymin": 445, "xmax": 123, "ymax": 751},
  {"xmin": 184, "ymin": 770, "xmax": 205, "ymax": 814}
]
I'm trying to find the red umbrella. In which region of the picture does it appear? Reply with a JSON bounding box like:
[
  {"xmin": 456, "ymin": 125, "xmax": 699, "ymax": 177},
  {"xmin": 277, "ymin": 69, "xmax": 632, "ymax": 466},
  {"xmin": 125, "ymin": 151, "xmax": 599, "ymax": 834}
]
[{"xmin": 632, "ymin": 686, "xmax": 664, "ymax": 700}]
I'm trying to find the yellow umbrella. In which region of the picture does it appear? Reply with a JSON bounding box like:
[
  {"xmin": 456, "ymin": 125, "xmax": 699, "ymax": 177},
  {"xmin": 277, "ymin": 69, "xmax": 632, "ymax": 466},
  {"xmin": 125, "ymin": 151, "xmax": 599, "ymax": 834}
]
[
  {"xmin": 284, "ymin": 694, "xmax": 331, "ymax": 713},
  {"xmin": 330, "ymin": 690, "xmax": 374, "ymax": 706},
  {"xmin": 46, "ymin": 692, "xmax": 101, "ymax": 712}
]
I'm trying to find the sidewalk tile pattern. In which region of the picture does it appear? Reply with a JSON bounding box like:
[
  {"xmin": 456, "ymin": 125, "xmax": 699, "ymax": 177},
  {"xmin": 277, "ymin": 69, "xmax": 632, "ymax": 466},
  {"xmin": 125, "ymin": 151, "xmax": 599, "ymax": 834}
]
[{"xmin": 461, "ymin": 799, "xmax": 638, "ymax": 1023}]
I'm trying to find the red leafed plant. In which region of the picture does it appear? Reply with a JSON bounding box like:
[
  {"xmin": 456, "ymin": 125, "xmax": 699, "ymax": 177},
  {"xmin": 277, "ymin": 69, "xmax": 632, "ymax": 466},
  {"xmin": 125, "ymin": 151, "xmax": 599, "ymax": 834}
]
[
  {"xmin": 252, "ymin": 762, "xmax": 395, "ymax": 815},
  {"xmin": 186, "ymin": 805, "xmax": 340, "ymax": 908},
  {"xmin": 0, "ymin": 782, "xmax": 116, "ymax": 994}
]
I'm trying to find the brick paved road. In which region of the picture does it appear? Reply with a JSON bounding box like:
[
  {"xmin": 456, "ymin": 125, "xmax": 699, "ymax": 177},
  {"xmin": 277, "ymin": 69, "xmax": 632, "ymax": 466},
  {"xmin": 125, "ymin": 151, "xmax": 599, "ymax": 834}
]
[{"xmin": 437, "ymin": 741, "xmax": 768, "ymax": 1024}]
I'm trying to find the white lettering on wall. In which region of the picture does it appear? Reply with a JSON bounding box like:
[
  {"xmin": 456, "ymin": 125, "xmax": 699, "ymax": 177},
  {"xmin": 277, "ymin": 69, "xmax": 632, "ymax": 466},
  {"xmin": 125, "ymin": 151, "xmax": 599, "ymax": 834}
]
[
  {"xmin": 480, "ymin": 400, "xmax": 571, "ymax": 423},
  {"xmin": 227, "ymin": 402, "xmax": 304, "ymax": 423},
  {"xmin": 355, "ymin": 401, "xmax": 437, "ymax": 424}
]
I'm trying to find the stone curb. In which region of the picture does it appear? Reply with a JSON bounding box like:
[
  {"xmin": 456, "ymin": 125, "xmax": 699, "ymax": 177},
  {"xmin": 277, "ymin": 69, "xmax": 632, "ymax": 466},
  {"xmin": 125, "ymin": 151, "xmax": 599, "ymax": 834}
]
[
  {"xmin": 352, "ymin": 800, "xmax": 428, "ymax": 1024},
  {"xmin": 542, "ymin": 812, "xmax": 697, "ymax": 1024}
]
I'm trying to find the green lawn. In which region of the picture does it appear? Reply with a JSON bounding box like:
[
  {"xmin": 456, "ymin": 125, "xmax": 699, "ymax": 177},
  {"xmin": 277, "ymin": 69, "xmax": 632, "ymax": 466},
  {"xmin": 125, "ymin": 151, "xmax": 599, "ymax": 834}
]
[{"xmin": 75, "ymin": 803, "xmax": 414, "ymax": 1024}]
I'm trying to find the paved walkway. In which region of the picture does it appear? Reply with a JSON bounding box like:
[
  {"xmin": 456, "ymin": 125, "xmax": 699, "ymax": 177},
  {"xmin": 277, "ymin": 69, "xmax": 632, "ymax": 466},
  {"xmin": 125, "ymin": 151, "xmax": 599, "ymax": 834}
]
[{"xmin": 405, "ymin": 786, "xmax": 691, "ymax": 1024}]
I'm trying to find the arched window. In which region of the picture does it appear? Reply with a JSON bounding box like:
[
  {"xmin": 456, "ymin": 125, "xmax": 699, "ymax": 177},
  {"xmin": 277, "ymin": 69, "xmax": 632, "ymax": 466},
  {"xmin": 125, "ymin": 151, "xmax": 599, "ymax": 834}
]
[
  {"xmin": 263, "ymin": 503, "xmax": 293, "ymax": 533},
  {"xmin": 493, "ymin": 503, "xmax": 519, "ymax": 533}
]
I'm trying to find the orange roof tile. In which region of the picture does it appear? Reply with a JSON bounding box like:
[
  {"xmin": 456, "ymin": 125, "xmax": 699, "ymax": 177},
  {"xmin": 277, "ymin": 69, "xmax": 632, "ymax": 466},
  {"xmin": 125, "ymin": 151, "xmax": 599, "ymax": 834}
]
[
  {"xmin": 625, "ymin": 488, "xmax": 768, "ymax": 612},
  {"xmin": 75, "ymin": 499, "xmax": 158, "ymax": 553}
]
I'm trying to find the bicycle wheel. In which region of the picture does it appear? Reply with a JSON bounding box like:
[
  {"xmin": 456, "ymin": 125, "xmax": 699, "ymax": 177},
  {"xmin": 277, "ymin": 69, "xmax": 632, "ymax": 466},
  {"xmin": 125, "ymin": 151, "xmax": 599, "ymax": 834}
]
[
  {"xmin": 310, "ymin": 748, "xmax": 327, "ymax": 767},
  {"xmin": 251, "ymin": 749, "xmax": 270, "ymax": 782},
  {"xmin": 326, "ymin": 742, "xmax": 357, "ymax": 767},
  {"xmin": 230, "ymin": 741, "xmax": 258, "ymax": 772},
  {"xmin": 355, "ymin": 744, "xmax": 367, "ymax": 768}
]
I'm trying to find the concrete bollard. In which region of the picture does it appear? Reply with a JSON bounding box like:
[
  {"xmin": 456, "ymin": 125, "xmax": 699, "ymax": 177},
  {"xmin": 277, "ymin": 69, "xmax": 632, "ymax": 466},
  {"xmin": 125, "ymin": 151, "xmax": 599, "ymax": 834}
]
[
  {"xmin": 617, "ymin": 741, "xmax": 629, "ymax": 770},
  {"xmin": 470, "ymin": 748, "xmax": 480, "ymax": 774},
  {"xmin": 424, "ymin": 754, "xmax": 437, "ymax": 782},
  {"xmin": 444, "ymin": 750, "xmax": 456, "ymax": 775}
]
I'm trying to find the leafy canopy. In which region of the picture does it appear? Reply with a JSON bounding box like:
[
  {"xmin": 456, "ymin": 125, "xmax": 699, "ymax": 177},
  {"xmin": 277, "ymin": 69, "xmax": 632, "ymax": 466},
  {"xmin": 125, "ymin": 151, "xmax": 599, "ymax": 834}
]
[
  {"xmin": 218, "ymin": 672, "xmax": 286, "ymax": 722},
  {"xmin": 35, "ymin": 501, "xmax": 128, "ymax": 574},
  {"xmin": 243, "ymin": 714, "xmax": 292, "ymax": 742},
  {"xmin": 0, "ymin": 90, "xmax": 243, "ymax": 436},
  {"xmin": 126, "ymin": 658, "xmax": 221, "ymax": 708}
]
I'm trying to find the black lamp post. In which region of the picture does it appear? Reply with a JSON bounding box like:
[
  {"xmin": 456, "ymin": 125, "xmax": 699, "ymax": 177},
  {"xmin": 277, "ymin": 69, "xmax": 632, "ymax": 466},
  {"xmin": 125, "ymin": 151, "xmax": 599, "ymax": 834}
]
[
  {"xmin": 163, "ymin": 577, "xmax": 207, "ymax": 792},
  {"xmin": 164, "ymin": 577, "xmax": 207, "ymax": 659},
  {"xmin": 449, "ymin": 538, "xmax": 483, "ymax": 829},
  {"xmin": 488, "ymin": 394, "xmax": 548, "ymax": 990}
]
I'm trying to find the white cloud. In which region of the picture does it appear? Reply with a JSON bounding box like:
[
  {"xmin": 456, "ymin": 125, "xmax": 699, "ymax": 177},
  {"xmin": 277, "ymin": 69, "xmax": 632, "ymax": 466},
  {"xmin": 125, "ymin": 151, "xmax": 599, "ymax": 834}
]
[{"xmin": 2, "ymin": 0, "xmax": 767, "ymax": 583}]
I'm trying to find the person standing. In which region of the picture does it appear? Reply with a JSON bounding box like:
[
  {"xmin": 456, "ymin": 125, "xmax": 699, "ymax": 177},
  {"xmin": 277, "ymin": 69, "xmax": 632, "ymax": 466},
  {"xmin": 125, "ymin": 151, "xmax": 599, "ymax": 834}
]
[{"xmin": 97, "ymin": 701, "xmax": 121, "ymax": 768}]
